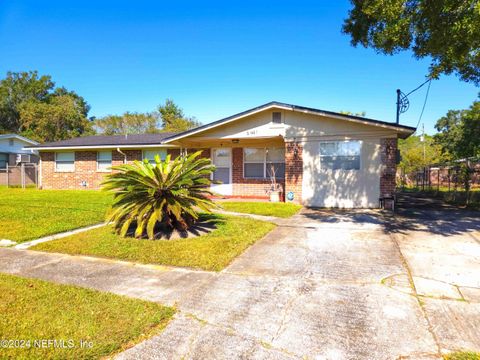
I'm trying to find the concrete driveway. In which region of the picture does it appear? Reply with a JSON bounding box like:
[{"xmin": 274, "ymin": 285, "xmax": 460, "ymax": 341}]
[
  {"xmin": 1, "ymin": 193, "xmax": 479, "ymax": 359},
  {"xmin": 115, "ymin": 194, "xmax": 479, "ymax": 359}
]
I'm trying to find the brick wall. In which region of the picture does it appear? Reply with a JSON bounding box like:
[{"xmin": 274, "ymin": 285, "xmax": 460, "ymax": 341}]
[
  {"xmin": 40, "ymin": 151, "xmax": 125, "ymax": 190},
  {"xmin": 380, "ymin": 138, "xmax": 397, "ymax": 208},
  {"xmin": 231, "ymin": 147, "xmax": 275, "ymax": 198},
  {"xmin": 284, "ymin": 142, "xmax": 303, "ymax": 204},
  {"xmin": 40, "ymin": 148, "xmax": 196, "ymax": 190}
]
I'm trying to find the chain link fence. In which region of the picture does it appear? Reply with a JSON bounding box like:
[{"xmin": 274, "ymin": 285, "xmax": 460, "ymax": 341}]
[{"xmin": 398, "ymin": 159, "xmax": 480, "ymax": 206}]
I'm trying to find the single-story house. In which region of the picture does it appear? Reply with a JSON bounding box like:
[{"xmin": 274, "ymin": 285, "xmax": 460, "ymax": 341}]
[
  {"xmin": 26, "ymin": 102, "xmax": 415, "ymax": 208},
  {"xmin": 0, "ymin": 134, "xmax": 39, "ymax": 169}
]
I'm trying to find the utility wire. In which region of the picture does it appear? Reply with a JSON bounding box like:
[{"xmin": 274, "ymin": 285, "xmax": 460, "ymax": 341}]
[
  {"xmin": 405, "ymin": 77, "xmax": 431, "ymax": 97},
  {"xmin": 414, "ymin": 79, "xmax": 432, "ymax": 132}
]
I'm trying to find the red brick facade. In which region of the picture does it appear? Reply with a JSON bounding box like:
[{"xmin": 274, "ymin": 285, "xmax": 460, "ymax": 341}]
[
  {"xmin": 284, "ymin": 142, "xmax": 303, "ymax": 204},
  {"xmin": 41, "ymin": 149, "xmax": 173, "ymax": 190},
  {"xmin": 380, "ymin": 138, "xmax": 397, "ymax": 207},
  {"xmin": 231, "ymin": 147, "xmax": 278, "ymax": 199}
]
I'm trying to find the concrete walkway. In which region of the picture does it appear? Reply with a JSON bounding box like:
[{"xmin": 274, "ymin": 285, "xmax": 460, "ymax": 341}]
[{"xmin": 1, "ymin": 202, "xmax": 479, "ymax": 359}]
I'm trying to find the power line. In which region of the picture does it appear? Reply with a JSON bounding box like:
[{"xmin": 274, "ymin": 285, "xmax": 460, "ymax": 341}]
[
  {"xmin": 405, "ymin": 78, "xmax": 432, "ymax": 97},
  {"xmin": 414, "ymin": 79, "xmax": 432, "ymax": 132}
]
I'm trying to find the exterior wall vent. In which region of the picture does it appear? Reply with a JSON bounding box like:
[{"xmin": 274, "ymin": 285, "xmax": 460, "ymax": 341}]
[{"xmin": 272, "ymin": 112, "xmax": 282, "ymax": 124}]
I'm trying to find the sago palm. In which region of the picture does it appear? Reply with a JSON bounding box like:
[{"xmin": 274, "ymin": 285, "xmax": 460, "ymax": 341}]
[{"xmin": 101, "ymin": 151, "xmax": 217, "ymax": 239}]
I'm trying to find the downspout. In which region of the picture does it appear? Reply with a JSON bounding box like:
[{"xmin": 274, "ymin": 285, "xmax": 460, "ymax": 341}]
[{"xmin": 116, "ymin": 147, "xmax": 127, "ymax": 164}]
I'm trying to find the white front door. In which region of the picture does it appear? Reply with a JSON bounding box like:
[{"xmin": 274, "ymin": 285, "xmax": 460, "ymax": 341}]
[{"xmin": 211, "ymin": 148, "xmax": 232, "ymax": 196}]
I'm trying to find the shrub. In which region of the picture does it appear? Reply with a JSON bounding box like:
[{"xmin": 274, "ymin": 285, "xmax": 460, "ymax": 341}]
[{"xmin": 102, "ymin": 151, "xmax": 217, "ymax": 239}]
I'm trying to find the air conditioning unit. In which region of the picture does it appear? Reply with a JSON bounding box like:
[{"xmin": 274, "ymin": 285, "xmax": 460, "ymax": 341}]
[{"xmin": 16, "ymin": 154, "xmax": 31, "ymax": 163}]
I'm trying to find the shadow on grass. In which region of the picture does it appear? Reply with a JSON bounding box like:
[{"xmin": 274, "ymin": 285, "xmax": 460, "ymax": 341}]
[{"xmin": 122, "ymin": 213, "xmax": 226, "ymax": 240}]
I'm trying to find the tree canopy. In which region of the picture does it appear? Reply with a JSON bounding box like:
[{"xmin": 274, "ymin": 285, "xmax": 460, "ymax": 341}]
[
  {"xmin": 398, "ymin": 134, "xmax": 444, "ymax": 174},
  {"xmin": 343, "ymin": 0, "xmax": 480, "ymax": 84},
  {"xmin": 0, "ymin": 71, "xmax": 92, "ymax": 142},
  {"xmin": 158, "ymin": 99, "xmax": 201, "ymax": 133},
  {"xmin": 94, "ymin": 112, "xmax": 159, "ymax": 135},
  {"xmin": 434, "ymin": 100, "xmax": 480, "ymax": 160}
]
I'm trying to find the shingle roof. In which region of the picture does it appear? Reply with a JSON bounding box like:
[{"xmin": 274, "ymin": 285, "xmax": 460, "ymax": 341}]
[
  {"xmin": 162, "ymin": 101, "xmax": 416, "ymax": 143},
  {"xmin": 29, "ymin": 133, "xmax": 176, "ymax": 148}
]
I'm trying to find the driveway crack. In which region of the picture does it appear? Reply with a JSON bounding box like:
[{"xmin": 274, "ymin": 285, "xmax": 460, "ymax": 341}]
[{"xmin": 388, "ymin": 231, "xmax": 443, "ymax": 357}]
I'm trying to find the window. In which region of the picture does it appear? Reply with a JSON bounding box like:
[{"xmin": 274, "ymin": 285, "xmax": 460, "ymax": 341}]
[
  {"xmin": 319, "ymin": 141, "xmax": 361, "ymax": 170},
  {"xmin": 55, "ymin": 152, "xmax": 75, "ymax": 172},
  {"xmin": 0, "ymin": 153, "xmax": 7, "ymax": 169},
  {"xmin": 8, "ymin": 139, "xmax": 14, "ymax": 146},
  {"xmin": 272, "ymin": 112, "xmax": 282, "ymax": 124},
  {"xmin": 97, "ymin": 151, "xmax": 112, "ymax": 171},
  {"xmin": 143, "ymin": 149, "xmax": 167, "ymax": 164},
  {"xmin": 244, "ymin": 147, "xmax": 285, "ymax": 179}
]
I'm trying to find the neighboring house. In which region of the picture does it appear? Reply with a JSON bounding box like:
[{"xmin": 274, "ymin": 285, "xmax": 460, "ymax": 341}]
[
  {"xmin": 0, "ymin": 134, "xmax": 39, "ymax": 169},
  {"xmin": 27, "ymin": 102, "xmax": 415, "ymax": 208}
]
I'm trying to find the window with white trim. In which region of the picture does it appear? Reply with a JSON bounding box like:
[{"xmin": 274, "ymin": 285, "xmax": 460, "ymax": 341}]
[
  {"xmin": 319, "ymin": 140, "xmax": 361, "ymax": 170},
  {"xmin": 143, "ymin": 149, "xmax": 167, "ymax": 164},
  {"xmin": 97, "ymin": 151, "xmax": 112, "ymax": 171},
  {"xmin": 244, "ymin": 147, "xmax": 285, "ymax": 179},
  {"xmin": 55, "ymin": 152, "xmax": 75, "ymax": 172}
]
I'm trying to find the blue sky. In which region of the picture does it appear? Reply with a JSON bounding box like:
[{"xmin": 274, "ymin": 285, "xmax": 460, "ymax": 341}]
[{"xmin": 0, "ymin": 1, "xmax": 478, "ymax": 134}]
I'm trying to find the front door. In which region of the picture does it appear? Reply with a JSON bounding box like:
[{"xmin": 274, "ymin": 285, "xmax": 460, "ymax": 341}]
[{"xmin": 211, "ymin": 148, "xmax": 232, "ymax": 195}]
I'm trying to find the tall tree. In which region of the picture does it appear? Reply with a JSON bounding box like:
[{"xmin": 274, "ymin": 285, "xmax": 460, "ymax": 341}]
[
  {"xmin": 158, "ymin": 99, "xmax": 200, "ymax": 132},
  {"xmin": 434, "ymin": 100, "xmax": 480, "ymax": 160},
  {"xmin": 95, "ymin": 112, "xmax": 160, "ymax": 135},
  {"xmin": 343, "ymin": 0, "xmax": 480, "ymax": 84},
  {"xmin": 19, "ymin": 95, "xmax": 94, "ymax": 142},
  {"xmin": 398, "ymin": 134, "xmax": 444, "ymax": 175},
  {"xmin": 0, "ymin": 71, "xmax": 54, "ymax": 132},
  {"xmin": 434, "ymin": 100, "xmax": 480, "ymax": 197},
  {"xmin": 52, "ymin": 87, "xmax": 91, "ymax": 118}
]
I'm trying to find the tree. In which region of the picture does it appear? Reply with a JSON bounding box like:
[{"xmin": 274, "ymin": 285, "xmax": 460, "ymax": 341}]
[
  {"xmin": 343, "ymin": 0, "xmax": 480, "ymax": 84},
  {"xmin": 0, "ymin": 71, "xmax": 54, "ymax": 132},
  {"xmin": 95, "ymin": 112, "xmax": 160, "ymax": 135},
  {"xmin": 434, "ymin": 100, "xmax": 480, "ymax": 199},
  {"xmin": 52, "ymin": 87, "xmax": 91, "ymax": 119},
  {"xmin": 158, "ymin": 99, "xmax": 201, "ymax": 132},
  {"xmin": 339, "ymin": 110, "xmax": 366, "ymax": 117},
  {"xmin": 398, "ymin": 134, "xmax": 444, "ymax": 185},
  {"xmin": 434, "ymin": 101, "xmax": 480, "ymax": 160},
  {"xmin": 19, "ymin": 95, "xmax": 94, "ymax": 142},
  {"xmin": 101, "ymin": 151, "xmax": 217, "ymax": 239}
]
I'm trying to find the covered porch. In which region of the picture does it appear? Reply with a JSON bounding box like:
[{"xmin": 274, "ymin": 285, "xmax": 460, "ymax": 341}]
[{"xmin": 177, "ymin": 136, "xmax": 289, "ymax": 201}]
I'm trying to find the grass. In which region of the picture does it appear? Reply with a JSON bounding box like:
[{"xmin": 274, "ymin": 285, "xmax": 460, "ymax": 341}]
[
  {"xmin": 0, "ymin": 273, "xmax": 174, "ymax": 359},
  {"xmin": 32, "ymin": 214, "xmax": 276, "ymax": 271},
  {"xmin": 0, "ymin": 188, "xmax": 112, "ymax": 243},
  {"xmin": 220, "ymin": 201, "xmax": 302, "ymax": 218},
  {"xmin": 444, "ymin": 351, "xmax": 480, "ymax": 360}
]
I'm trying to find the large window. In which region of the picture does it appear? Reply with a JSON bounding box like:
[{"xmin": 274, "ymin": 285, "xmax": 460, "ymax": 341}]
[
  {"xmin": 244, "ymin": 147, "xmax": 285, "ymax": 179},
  {"xmin": 143, "ymin": 149, "xmax": 167, "ymax": 164},
  {"xmin": 55, "ymin": 152, "xmax": 75, "ymax": 172},
  {"xmin": 319, "ymin": 141, "xmax": 361, "ymax": 170},
  {"xmin": 97, "ymin": 151, "xmax": 112, "ymax": 171},
  {"xmin": 0, "ymin": 153, "xmax": 7, "ymax": 169}
]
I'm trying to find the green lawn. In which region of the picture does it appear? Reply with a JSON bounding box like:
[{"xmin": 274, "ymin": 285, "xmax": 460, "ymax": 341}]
[
  {"xmin": 0, "ymin": 273, "xmax": 174, "ymax": 359},
  {"xmin": 444, "ymin": 351, "xmax": 480, "ymax": 360},
  {"xmin": 32, "ymin": 214, "xmax": 275, "ymax": 271},
  {"xmin": 220, "ymin": 201, "xmax": 302, "ymax": 218},
  {"xmin": 0, "ymin": 188, "xmax": 112, "ymax": 243}
]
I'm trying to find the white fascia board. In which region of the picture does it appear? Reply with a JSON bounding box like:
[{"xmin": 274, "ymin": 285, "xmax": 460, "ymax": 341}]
[
  {"xmin": 0, "ymin": 134, "xmax": 39, "ymax": 145},
  {"xmin": 29, "ymin": 144, "xmax": 179, "ymax": 151},
  {"xmin": 163, "ymin": 104, "xmax": 412, "ymax": 144},
  {"xmin": 291, "ymin": 107, "xmax": 413, "ymax": 134},
  {"xmin": 163, "ymin": 104, "xmax": 289, "ymax": 143}
]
